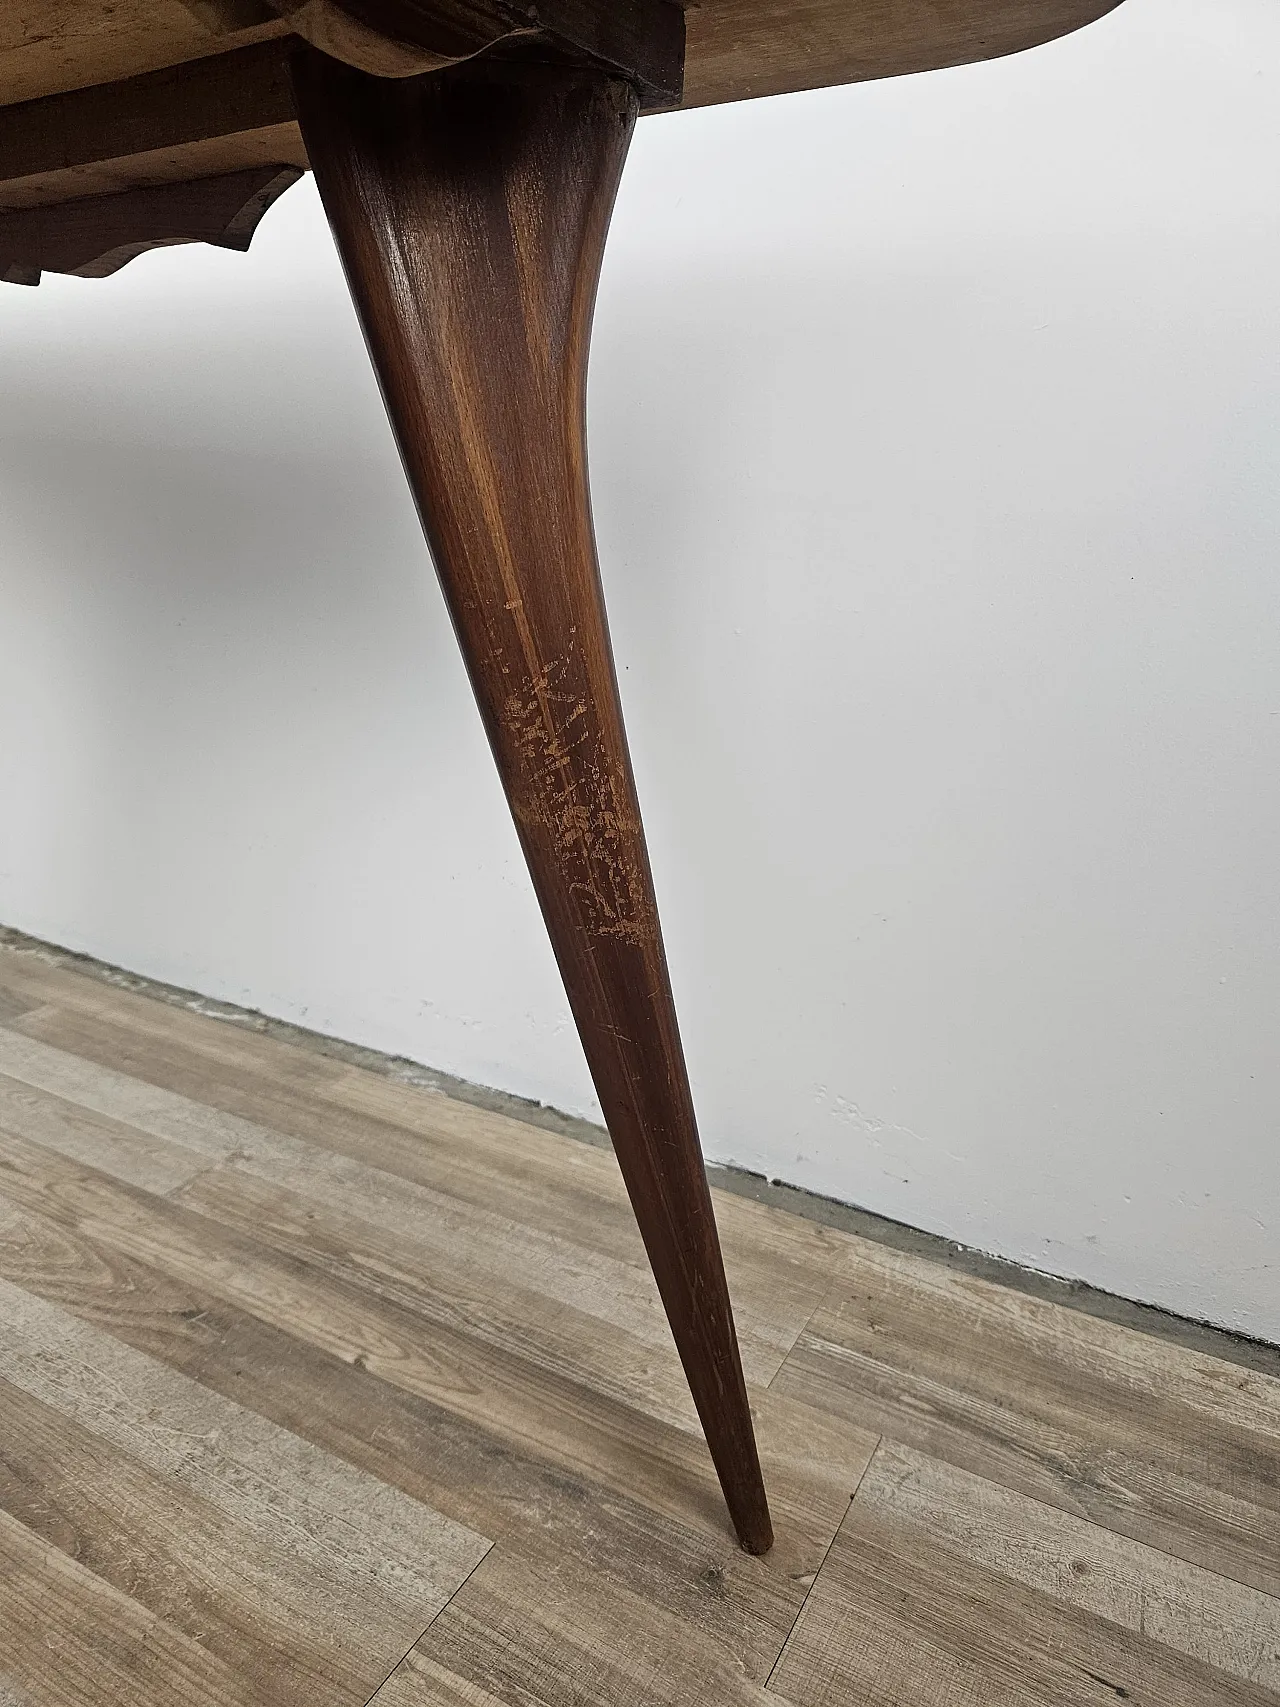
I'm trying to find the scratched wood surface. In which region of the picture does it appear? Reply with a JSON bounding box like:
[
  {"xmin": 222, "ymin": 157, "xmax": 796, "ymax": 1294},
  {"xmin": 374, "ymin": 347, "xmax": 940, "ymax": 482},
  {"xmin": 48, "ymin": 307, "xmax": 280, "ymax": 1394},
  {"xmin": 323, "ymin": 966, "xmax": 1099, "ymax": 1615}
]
[{"xmin": 0, "ymin": 934, "xmax": 1276, "ymax": 1706}]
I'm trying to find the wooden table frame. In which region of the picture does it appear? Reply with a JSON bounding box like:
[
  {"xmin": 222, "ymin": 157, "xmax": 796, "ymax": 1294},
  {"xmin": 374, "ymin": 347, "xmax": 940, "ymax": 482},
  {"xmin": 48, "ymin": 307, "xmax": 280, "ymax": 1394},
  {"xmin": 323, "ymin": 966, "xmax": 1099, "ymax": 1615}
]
[{"xmin": 0, "ymin": 0, "xmax": 1125, "ymax": 1553}]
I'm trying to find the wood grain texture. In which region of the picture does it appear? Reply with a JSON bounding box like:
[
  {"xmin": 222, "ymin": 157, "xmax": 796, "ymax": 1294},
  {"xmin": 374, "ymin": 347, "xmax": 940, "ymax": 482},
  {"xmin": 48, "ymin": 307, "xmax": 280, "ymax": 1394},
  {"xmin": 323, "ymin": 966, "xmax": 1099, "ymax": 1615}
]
[
  {"xmin": 0, "ymin": 986, "xmax": 36, "ymax": 1025},
  {"xmin": 369, "ymin": 1651, "xmax": 512, "ymax": 1707},
  {"xmin": 0, "ymin": 1378, "xmax": 408, "ymax": 1707},
  {"xmin": 0, "ymin": 0, "xmax": 1125, "ymax": 248},
  {"xmin": 1, "ymin": 939, "xmax": 1278, "ymax": 1705},
  {"xmin": 680, "ymin": 0, "xmax": 1126, "ymax": 107},
  {"xmin": 0, "ymin": 1505, "xmax": 248, "ymax": 1707},
  {"xmin": 268, "ymin": 0, "xmax": 685, "ymax": 105},
  {"xmin": 0, "ymin": 1107, "xmax": 864, "ymax": 1555},
  {"xmin": 0, "ymin": 1184, "xmax": 856, "ymax": 1695},
  {"xmin": 853, "ymin": 1440, "xmax": 1280, "ymax": 1690},
  {"xmin": 0, "ymin": 0, "xmax": 1127, "ymax": 112},
  {"xmin": 292, "ymin": 47, "xmax": 772, "ymax": 1552},
  {"xmin": 769, "ymin": 1467, "xmax": 1280, "ymax": 1707},
  {"xmin": 0, "ymin": 1271, "xmax": 489, "ymax": 1703},
  {"xmin": 0, "ymin": 41, "xmax": 302, "ymax": 213},
  {"xmin": 0, "ymin": 953, "xmax": 852, "ymax": 1334},
  {"xmin": 773, "ymin": 1240, "xmax": 1280, "ymax": 1597},
  {"xmin": 0, "ymin": 123, "xmax": 307, "ymax": 216},
  {"xmin": 0, "ymin": 1, "xmax": 290, "ymax": 108},
  {"xmin": 0, "ymin": 163, "xmax": 300, "ymax": 283},
  {"xmin": 415, "ymin": 1533, "xmax": 786, "ymax": 1706},
  {"xmin": 0, "ymin": 1066, "xmax": 864, "ymax": 1692},
  {"xmin": 0, "ymin": 1274, "xmax": 488, "ymax": 1610},
  {"xmin": 0, "ymin": 1024, "xmax": 792, "ymax": 1406}
]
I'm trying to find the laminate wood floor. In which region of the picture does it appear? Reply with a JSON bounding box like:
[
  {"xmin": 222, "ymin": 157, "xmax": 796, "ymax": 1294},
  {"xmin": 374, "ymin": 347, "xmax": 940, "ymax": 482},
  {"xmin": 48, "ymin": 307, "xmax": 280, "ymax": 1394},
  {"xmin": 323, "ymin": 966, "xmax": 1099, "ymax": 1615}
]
[{"xmin": 0, "ymin": 936, "xmax": 1276, "ymax": 1706}]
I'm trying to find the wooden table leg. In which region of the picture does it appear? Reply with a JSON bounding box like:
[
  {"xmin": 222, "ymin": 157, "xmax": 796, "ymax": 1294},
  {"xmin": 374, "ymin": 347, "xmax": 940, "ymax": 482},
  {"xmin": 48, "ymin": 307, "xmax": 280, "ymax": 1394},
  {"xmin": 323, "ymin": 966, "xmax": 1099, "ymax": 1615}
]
[{"xmin": 291, "ymin": 47, "xmax": 773, "ymax": 1555}]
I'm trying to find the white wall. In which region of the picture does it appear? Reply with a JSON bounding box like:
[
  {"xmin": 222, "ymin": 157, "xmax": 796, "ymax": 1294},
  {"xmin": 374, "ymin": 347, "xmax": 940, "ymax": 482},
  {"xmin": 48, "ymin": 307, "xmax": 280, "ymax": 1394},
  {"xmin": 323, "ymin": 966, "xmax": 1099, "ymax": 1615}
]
[{"xmin": 1, "ymin": 0, "xmax": 1277, "ymax": 1338}]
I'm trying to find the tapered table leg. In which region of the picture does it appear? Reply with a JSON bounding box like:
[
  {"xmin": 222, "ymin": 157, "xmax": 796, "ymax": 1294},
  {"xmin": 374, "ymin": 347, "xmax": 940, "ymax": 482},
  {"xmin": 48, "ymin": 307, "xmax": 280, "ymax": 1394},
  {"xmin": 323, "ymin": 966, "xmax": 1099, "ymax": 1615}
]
[{"xmin": 291, "ymin": 47, "xmax": 773, "ymax": 1553}]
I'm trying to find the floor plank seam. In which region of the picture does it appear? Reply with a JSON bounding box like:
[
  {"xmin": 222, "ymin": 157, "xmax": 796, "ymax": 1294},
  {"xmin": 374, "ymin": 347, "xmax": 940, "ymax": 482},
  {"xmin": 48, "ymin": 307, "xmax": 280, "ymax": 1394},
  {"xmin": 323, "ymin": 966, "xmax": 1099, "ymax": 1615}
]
[
  {"xmin": 360, "ymin": 1541, "xmax": 495, "ymax": 1707},
  {"xmin": 161, "ymin": 1155, "xmax": 225, "ymax": 1202},
  {"xmin": 761, "ymin": 1435, "xmax": 882, "ymax": 1693},
  {"xmin": 765, "ymin": 1287, "xmax": 838, "ymax": 1390}
]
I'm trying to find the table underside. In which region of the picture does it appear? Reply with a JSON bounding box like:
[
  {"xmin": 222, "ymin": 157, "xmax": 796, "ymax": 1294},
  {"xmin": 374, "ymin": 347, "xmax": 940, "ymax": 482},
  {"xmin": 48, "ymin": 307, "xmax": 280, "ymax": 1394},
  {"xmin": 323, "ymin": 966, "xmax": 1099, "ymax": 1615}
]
[{"xmin": 1, "ymin": 0, "xmax": 1124, "ymax": 217}]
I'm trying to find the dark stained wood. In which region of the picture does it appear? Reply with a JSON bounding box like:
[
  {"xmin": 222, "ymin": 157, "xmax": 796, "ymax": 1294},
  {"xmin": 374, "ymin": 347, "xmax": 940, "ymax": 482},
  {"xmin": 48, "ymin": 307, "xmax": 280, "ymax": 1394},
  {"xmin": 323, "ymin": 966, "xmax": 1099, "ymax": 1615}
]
[
  {"xmin": 290, "ymin": 47, "xmax": 772, "ymax": 1554},
  {"xmin": 264, "ymin": 0, "xmax": 491, "ymax": 75},
  {"xmin": 0, "ymin": 1, "xmax": 291, "ymax": 110},
  {"xmin": 0, "ymin": 164, "xmax": 300, "ymax": 283},
  {"xmin": 0, "ymin": 40, "xmax": 305, "ymax": 215},
  {"xmin": 1, "ymin": 0, "xmax": 1129, "ymax": 114},
  {"xmin": 0, "ymin": 41, "xmax": 295, "ymax": 189},
  {"xmin": 270, "ymin": 0, "xmax": 685, "ymax": 106},
  {"xmin": 0, "ymin": 0, "xmax": 1124, "ymax": 231},
  {"xmin": 492, "ymin": 0, "xmax": 684, "ymax": 107},
  {"xmin": 180, "ymin": 0, "xmax": 282, "ymax": 29},
  {"xmin": 0, "ymin": 124, "xmax": 306, "ymax": 218},
  {"xmin": 0, "ymin": 5, "xmax": 681, "ymax": 224}
]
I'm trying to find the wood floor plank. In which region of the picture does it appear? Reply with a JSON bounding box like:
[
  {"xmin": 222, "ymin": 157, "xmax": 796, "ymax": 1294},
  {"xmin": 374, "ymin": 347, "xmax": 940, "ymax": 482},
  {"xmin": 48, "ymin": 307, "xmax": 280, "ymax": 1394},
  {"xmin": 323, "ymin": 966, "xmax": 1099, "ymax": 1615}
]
[
  {"xmin": 0, "ymin": 1070, "xmax": 212, "ymax": 1195},
  {"xmin": 174, "ymin": 1156, "xmax": 734, "ymax": 1435},
  {"xmin": 0, "ymin": 1019, "xmax": 826, "ymax": 1389},
  {"xmin": 768, "ymin": 1493, "xmax": 1278, "ymax": 1707},
  {"xmin": 2, "ymin": 976, "xmax": 641, "ymax": 1251},
  {"xmin": 0, "ymin": 958, "xmax": 847, "ymax": 1354},
  {"xmin": 0, "ymin": 985, "xmax": 37, "ymax": 1026},
  {"xmin": 0, "ymin": 1376, "xmax": 400, "ymax": 1707},
  {"xmin": 856, "ymin": 1439, "xmax": 1280, "ymax": 1690},
  {"xmin": 412, "ymin": 1535, "xmax": 786, "ymax": 1707},
  {"xmin": 0, "ymin": 943, "xmax": 845, "ymax": 1384},
  {"xmin": 0, "ymin": 1505, "xmax": 247, "ymax": 1707},
  {"xmin": 773, "ymin": 1240, "xmax": 1280, "ymax": 1597},
  {"xmin": 0, "ymin": 1138, "xmax": 873, "ymax": 1683},
  {"xmin": 0, "ymin": 1048, "xmax": 721, "ymax": 1436},
  {"xmin": 0, "ymin": 946, "xmax": 850, "ymax": 1354},
  {"xmin": 0, "ymin": 1126, "xmax": 715, "ymax": 1520},
  {"xmin": 0, "ymin": 959, "xmax": 609, "ymax": 1221},
  {"xmin": 0, "ymin": 948, "xmax": 351, "ymax": 1099},
  {"xmin": 0, "ymin": 955, "xmax": 774, "ymax": 1249},
  {"xmin": 166, "ymin": 1159, "xmax": 874, "ymax": 1544},
  {"xmin": 0, "ymin": 1187, "xmax": 730, "ymax": 1561},
  {"xmin": 0, "ymin": 1201, "xmax": 810, "ymax": 1691},
  {"xmin": 0, "ymin": 1272, "xmax": 490, "ymax": 1615},
  {"xmin": 369, "ymin": 1651, "xmax": 515, "ymax": 1707},
  {"xmin": 828, "ymin": 1233, "xmax": 1280, "ymax": 1473},
  {"xmin": 320, "ymin": 1057, "xmax": 849, "ymax": 1307},
  {"xmin": 3, "ymin": 938, "xmax": 1277, "ymax": 1707}
]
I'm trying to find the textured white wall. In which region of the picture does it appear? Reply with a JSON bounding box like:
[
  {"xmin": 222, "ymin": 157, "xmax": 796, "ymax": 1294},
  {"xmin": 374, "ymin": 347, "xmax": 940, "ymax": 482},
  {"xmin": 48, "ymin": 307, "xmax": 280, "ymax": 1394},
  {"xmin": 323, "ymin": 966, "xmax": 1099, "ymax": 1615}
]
[{"xmin": 1, "ymin": 0, "xmax": 1277, "ymax": 1337}]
